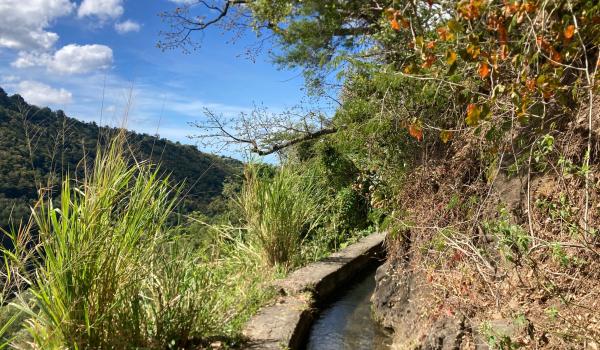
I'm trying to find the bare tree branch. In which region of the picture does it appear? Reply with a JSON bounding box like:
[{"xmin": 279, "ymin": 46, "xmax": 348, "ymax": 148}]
[
  {"xmin": 251, "ymin": 126, "xmax": 338, "ymax": 156},
  {"xmin": 190, "ymin": 106, "xmax": 339, "ymax": 156}
]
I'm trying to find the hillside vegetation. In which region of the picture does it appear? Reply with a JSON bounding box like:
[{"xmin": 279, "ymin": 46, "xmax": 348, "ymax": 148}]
[{"xmin": 0, "ymin": 87, "xmax": 241, "ymax": 231}]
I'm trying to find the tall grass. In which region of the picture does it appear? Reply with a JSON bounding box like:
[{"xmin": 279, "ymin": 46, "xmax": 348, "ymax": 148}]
[
  {"xmin": 15, "ymin": 136, "xmax": 178, "ymax": 348},
  {"xmin": 238, "ymin": 165, "xmax": 325, "ymax": 268},
  {"xmin": 2, "ymin": 136, "xmax": 272, "ymax": 349},
  {"xmin": 1, "ymin": 221, "xmax": 37, "ymax": 349}
]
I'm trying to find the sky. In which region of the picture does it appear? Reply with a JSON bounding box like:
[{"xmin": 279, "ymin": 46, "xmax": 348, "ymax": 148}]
[{"xmin": 0, "ymin": 0, "xmax": 324, "ymax": 158}]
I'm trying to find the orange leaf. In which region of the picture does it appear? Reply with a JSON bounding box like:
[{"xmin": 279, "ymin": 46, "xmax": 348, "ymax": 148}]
[
  {"xmin": 466, "ymin": 103, "xmax": 481, "ymax": 126},
  {"xmin": 391, "ymin": 18, "xmax": 401, "ymax": 31},
  {"xmin": 542, "ymin": 90, "xmax": 554, "ymax": 99},
  {"xmin": 466, "ymin": 44, "xmax": 481, "ymax": 59},
  {"xmin": 504, "ymin": 1, "xmax": 519, "ymax": 15},
  {"xmin": 525, "ymin": 79, "xmax": 536, "ymax": 92},
  {"xmin": 478, "ymin": 62, "xmax": 490, "ymax": 79},
  {"xmin": 447, "ymin": 51, "xmax": 458, "ymax": 65},
  {"xmin": 564, "ymin": 24, "xmax": 575, "ymax": 39},
  {"xmin": 427, "ymin": 41, "xmax": 437, "ymax": 49},
  {"xmin": 437, "ymin": 26, "xmax": 455, "ymax": 41},
  {"xmin": 551, "ymin": 49, "xmax": 562, "ymax": 63},
  {"xmin": 409, "ymin": 124, "xmax": 423, "ymax": 141},
  {"xmin": 421, "ymin": 54, "xmax": 436, "ymax": 68},
  {"xmin": 521, "ymin": 1, "xmax": 536, "ymax": 13},
  {"xmin": 385, "ymin": 8, "xmax": 396, "ymax": 20},
  {"xmin": 459, "ymin": 0, "xmax": 483, "ymax": 19}
]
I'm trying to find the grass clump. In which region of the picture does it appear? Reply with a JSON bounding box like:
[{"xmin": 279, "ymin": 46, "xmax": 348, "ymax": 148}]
[{"xmin": 238, "ymin": 164, "xmax": 325, "ymax": 268}]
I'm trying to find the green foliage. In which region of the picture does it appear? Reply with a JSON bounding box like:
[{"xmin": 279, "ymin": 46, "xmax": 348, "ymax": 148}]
[
  {"xmin": 535, "ymin": 194, "xmax": 580, "ymax": 236},
  {"xmin": 546, "ymin": 306, "xmax": 559, "ymax": 321},
  {"xmin": 315, "ymin": 142, "xmax": 358, "ymax": 189},
  {"xmin": 479, "ymin": 321, "xmax": 522, "ymax": 350},
  {"xmin": 331, "ymin": 186, "xmax": 368, "ymax": 234},
  {"xmin": 533, "ymin": 135, "xmax": 555, "ymax": 171},
  {"xmin": 550, "ymin": 243, "xmax": 571, "ymax": 267},
  {"xmin": 485, "ymin": 208, "xmax": 530, "ymax": 264}
]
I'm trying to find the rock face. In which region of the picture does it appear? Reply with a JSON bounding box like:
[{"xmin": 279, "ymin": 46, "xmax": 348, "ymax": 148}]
[
  {"xmin": 372, "ymin": 261, "xmax": 470, "ymax": 349},
  {"xmin": 242, "ymin": 295, "xmax": 313, "ymax": 350},
  {"xmin": 372, "ymin": 260, "xmax": 533, "ymax": 350}
]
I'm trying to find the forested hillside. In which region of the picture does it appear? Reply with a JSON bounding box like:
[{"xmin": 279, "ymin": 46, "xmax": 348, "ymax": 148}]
[{"xmin": 0, "ymin": 87, "xmax": 242, "ymax": 230}]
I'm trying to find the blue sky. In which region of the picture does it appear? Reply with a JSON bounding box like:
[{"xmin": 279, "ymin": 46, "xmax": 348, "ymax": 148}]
[{"xmin": 0, "ymin": 0, "xmax": 325, "ymax": 157}]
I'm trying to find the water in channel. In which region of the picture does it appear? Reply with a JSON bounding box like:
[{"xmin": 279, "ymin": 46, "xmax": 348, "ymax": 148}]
[{"xmin": 306, "ymin": 270, "xmax": 392, "ymax": 350}]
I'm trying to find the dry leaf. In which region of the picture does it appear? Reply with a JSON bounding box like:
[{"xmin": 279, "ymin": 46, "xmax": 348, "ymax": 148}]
[
  {"xmin": 409, "ymin": 124, "xmax": 423, "ymax": 141},
  {"xmin": 440, "ymin": 130, "xmax": 453, "ymax": 143},
  {"xmin": 564, "ymin": 24, "xmax": 575, "ymax": 39},
  {"xmin": 421, "ymin": 54, "xmax": 436, "ymax": 68},
  {"xmin": 466, "ymin": 103, "xmax": 481, "ymax": 126},
  {"xmin": 478, "ymin": 62, "xmax": 490, "ymax": 78}
]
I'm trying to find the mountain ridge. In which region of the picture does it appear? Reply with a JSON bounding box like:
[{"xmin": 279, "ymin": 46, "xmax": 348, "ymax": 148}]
[{"xmin": 0, "ymin": 87, "xmax": 242, "ymax": 230}]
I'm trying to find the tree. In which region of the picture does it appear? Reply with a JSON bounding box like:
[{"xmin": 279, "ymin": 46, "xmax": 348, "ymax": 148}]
[
  {"xmin": 159, "ymin": 0, "xmax": 393, "ymax": 155},
  {"xmin": 161, "ymin": 0, "xmax": 598, "ymax": 157}
]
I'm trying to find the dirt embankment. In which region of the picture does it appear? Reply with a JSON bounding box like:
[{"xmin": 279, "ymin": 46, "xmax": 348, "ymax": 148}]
[{"xmin": 372, "ymin": 98, "xmax": 600, "ymax": 349}]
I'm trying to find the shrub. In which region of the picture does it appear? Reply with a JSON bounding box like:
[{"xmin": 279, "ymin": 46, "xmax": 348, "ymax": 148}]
[{"xmin": 331, "ymin": 186, "xmax": 369, "ymax": 234}]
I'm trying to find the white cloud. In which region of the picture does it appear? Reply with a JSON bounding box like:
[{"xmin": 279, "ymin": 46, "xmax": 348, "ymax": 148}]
[
  {"xmin": 115, "ymin": 20, "xmax": 141, "ymax": 34},
  {"xmin": 16, "ymin": 80, "xmax": 72, "ymax": 106},
  {"xmin": 78, "ymin": 0, "xmax": 124, "ymax": 19},
  {"xmin": 50, "ymin": 44, "xmax": 113, "ymax": 74},
  {"xmin": 12, "ymin": 51, "xmax": 52, "ymax": 69},
  {"xmin": 0, "ymin": 0, "xmax": 75, "ymax": 50},
  {"xmin": 12, "ymin": 44, "xmax": 113, "ymax": 75}
]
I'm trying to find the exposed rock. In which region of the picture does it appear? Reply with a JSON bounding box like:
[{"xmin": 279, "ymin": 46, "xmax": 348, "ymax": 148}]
[
  {"xmin": 418, "ymin": 316, "xmax": 466, "ymax": 350},
  {"xmin": 242, "ymin": 295, "xmax": 313, "ymax": 350},
  {"xmin": 372, "ymin": 261, "xmax": 469, "ymax": 350}
]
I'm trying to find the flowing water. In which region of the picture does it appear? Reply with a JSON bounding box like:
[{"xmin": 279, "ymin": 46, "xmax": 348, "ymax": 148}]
[{"xmin": 306, "ymin": 270, "xmax": 392, "ymax": 350}]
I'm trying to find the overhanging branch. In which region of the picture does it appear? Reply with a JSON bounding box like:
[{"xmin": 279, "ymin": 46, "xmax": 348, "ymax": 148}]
[{"xmin": 252, "ymin": 127, "xmax": 339, "ymax": 155}]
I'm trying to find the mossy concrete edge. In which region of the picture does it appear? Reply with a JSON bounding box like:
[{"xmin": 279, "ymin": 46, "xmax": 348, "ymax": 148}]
[{"xmin": 242, "ymin": 232, "xmax": 387, "ymax": 350}]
